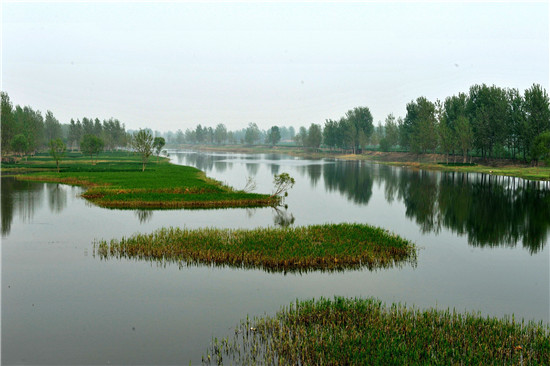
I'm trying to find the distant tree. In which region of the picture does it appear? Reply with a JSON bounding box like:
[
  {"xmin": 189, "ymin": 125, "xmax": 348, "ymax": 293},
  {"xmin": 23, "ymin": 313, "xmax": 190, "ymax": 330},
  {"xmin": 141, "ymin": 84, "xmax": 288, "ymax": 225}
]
[
  {"xmin": 214, "ymin": 123, "xmax": 228, "ymax": 145},
  {"xmin": 532, "ymin": 131, "xmax": 550, "ymax": 167},
  {"xmin": 153, "ymin": 136, "xmax": 166, "ymax": 161},
  {"xmin": 524, "ymin": 84, "xmax": 550, "ymax": 162},
  {"xmin": 49, "ymin": 138, "xmax": 66, "ymax": 172},
  {"xmin": 294, "ymin": 126, "xmax": 308, "ymax": 148},
  {"xmin": 175, "ymin": 129, "xmax": 185, "ymax": 144},
  {"xmin": 345, "ymin": 106, "xmax": 374, "ymax": 153},
  {"xmin": 244, "ymin": 123, "xmax": 261, "ymax": 145},
  {"xmin": 80, "ymin": 134, "xmax": 104, "ymax": 165},
  {"xmin": 307, "ymin": 123, "xmax": 322, "ymax": 150},
  {"xmin": 11, "ymin": 134, "xmax": 28, "ymax": 158},
  {"xmin": 455, "ymin": 115, "xmax": 473, "ymax": 163},
  {"xmin": 266, "ymin": 126, "xmax": 281, "ymax": 147},
  {"xmin": 44, "ymin": 111, "xmax": 62, "ymax": 141},
  {"xmin": 323, "ymin": 119, "xmax": 339, "ymax": 150},
  {"xmin": 132, "ymin": 129, "xmax": 154, "ymax": 171},
  {"xmin": 384, "ymin": 114, "xmax": 399, "ymax": 149},
  {"xmin": 1, "ymin": 92, "xmax": 16, "ymax": 154},
  {"xmin": 68, "ymin": 119, "xmax": 82, "ymax": 151}
]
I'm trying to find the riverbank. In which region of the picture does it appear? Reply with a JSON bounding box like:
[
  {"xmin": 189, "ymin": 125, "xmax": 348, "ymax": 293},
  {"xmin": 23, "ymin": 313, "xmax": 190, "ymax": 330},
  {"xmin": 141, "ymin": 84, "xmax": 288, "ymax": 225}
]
[
  {"xmin": 205, "ymin": 297, "xmax": 550, "ymax": 365},
  {"xmin": 94, "ymin": 223, "xmax": 416, "ymax": 273},
  {"xmin": 4, "ymin": 151, "xmax": 278, "ymax": 209},
  {"xmin": 174, "ymin": 144, "xmax": 550, "ymax": 181}
]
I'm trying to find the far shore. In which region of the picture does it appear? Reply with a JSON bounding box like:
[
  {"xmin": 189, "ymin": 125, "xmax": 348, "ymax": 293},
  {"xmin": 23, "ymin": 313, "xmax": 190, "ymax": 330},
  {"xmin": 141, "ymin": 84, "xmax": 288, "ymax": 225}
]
[{"xmin": 171, "ymin": 144, "xmax": 550, "ymax": 181}]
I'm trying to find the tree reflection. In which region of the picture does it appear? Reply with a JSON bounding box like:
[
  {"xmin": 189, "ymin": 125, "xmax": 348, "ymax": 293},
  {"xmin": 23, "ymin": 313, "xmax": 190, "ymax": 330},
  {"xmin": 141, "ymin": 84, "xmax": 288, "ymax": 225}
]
[
  {"xmin": 1, "ymin": 177, "xmax": 45, "ymax": 236},
  {"xmin": 47, "ymin": 184, "xmax": 68, "ymax": 213},
  {"xmin": 272, "ymin": 206, "xmax": 295, "ymax": 227},
  {"xmin": 135, "ymin": 209, "xmax": 154, "ymax": 223},
  {"xmin": 323, "ymin": 161, "xmax": 373, "ymax": 205}
]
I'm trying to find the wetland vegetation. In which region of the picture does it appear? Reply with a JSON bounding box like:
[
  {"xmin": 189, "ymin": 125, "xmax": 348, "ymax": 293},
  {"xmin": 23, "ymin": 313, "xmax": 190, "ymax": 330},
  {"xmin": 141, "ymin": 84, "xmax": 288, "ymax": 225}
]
[
  {"xmin": 7, "ymin": 152, "xmax": 278, "ymax": 209},
  {"xmin": 204, "ymin": 297, "xmax": 550, "ymax": 365},
  {"xmin": 94, "ymin": 223, "xmax": 417, "ymax": 272}
]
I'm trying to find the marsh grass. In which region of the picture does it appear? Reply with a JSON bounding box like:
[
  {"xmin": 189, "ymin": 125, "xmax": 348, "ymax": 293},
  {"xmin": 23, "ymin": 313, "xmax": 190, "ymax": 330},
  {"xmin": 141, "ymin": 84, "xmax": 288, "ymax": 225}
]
[
  {"xmin": 204, "ymin": 297, "xmax": 550, "ymax": 365},
  {"xmin": 94, "ymin": 223, "xmax": 416, "ymax": 273},
  {"xmin": 10, "ymin": 151, "xmax": 277, "ymax": 208}
]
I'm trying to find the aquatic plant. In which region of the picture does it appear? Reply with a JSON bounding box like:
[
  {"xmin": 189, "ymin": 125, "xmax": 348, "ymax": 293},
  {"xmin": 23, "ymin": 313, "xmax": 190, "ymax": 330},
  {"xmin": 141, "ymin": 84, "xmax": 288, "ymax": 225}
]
[
  {"xmin": 94, "ymin": 223, "xmax": 416, "ymax": 273},
  {"xmin": 203, "ymin": 297, "xmax": 550, "ymax": 365}
]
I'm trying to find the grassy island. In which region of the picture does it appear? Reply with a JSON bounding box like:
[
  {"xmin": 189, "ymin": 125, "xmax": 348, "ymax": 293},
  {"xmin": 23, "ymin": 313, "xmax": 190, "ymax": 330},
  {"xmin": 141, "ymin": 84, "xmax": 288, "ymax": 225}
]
[
  {"xmin": 94, "ymin": 223, "xmax": 416, "ymax": 272},
  {"xmin": 204, "ymin": 297, "xmax": 550, "ymax": 365},
  {"xmin": 7, "ymin": 152, "xmax": 277, "ymax": 209}
]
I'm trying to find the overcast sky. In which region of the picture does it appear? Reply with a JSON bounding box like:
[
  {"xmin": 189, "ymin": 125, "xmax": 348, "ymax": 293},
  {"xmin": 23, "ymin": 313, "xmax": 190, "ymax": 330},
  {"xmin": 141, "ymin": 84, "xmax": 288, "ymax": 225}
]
[{"xmin": 2, "ymin": 1, "xmax": 548, "ymax": 132}]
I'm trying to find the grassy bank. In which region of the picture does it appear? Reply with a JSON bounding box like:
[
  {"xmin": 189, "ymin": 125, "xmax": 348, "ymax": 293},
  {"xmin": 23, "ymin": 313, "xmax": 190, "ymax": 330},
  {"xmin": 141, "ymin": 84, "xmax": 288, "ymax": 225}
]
[
  {"xmin": 204, "ymin": 297, "xmax": 550, "ymax": 365},
  {"xmin": 4, "ymin": 151, "xmax": 277, "ymax": 209},
  {"xmin": 94, "ymin": 223, "xmax": 416, "ymax": 272},
  {"xmin": 176, "ymin": 144, "xmax": 550, "ymax": 181}
]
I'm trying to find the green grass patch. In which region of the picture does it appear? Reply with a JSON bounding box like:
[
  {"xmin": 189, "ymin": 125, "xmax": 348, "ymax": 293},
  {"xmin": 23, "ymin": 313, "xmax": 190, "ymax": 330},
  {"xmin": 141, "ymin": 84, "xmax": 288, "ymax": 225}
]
[
  {"xmin": 94, "ymin": 223, "xmax": 417, "ymax": 272},
  {"xmin": 9, "ymin": 151, "xmax": 277, "ymax": 209},
  {"xmin": 204, "ymin": 297, "xmax": 550, "ymax": 365}
]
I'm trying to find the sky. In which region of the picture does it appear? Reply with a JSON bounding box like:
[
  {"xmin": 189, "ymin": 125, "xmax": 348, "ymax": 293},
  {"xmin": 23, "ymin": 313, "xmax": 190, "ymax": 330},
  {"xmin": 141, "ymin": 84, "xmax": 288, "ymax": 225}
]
[{"xmin": 1, "ymin": 1, "xmax": 548, "ymax": 132}]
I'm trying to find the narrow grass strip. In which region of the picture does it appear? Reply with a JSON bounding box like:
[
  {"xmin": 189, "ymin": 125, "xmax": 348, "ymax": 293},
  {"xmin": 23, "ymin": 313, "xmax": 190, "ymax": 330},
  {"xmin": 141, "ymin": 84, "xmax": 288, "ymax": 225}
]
[
  {"xmin": 204, "ymin": 297, "xmax": 550, "ymax": 365},
  {"xmin": 94, "ymin": 223, "xmax": 416, "ymax": 272}
]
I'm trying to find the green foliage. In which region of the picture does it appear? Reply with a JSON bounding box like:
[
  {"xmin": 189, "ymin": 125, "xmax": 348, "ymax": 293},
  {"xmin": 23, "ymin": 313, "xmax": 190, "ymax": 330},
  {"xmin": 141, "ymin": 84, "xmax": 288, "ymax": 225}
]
[
  {"xmin": 532, "ymin": 131, "xmax": 550, "ymax": 166},
  {"xmin": 265, "ymin": 126, "xmax": 281, "ymax": 146},
  {"xmin": 10, "ymin": 134, "xmax": 28, "ymax": 157},
  {"xmin": 244, "ymin": 123, "xmax": 261, "ymax": 145},
  {"xmin": 272, "ymin": 172, "xmax": 295, "ymax": 198},
  {"xmin": 153, "ymin": 136, "xmax": 166, "ymax": 157},
  {"xmin": 16, "ymin": 151, "xmax": 276, "ymax": 209},
  {"xmin": 80, "ymin": 134, "xmax": 104, "ymax": 165},
  {"xmin": 206, "ymin": 297, "xmax": 550, "ymax": 365},
  {"xmin": 95, "ymin": 223, "xmax": 416, "ymax": 272},
  {"xmin": 306, "ymin": 123, "xmax": 322, "ymax": 150},
  {"xmin": 132, "ymin": 129, "xmax": 154, "ymax": 171},
  {"xmin": 48, "ymin": 138, "xmax": 66, "ymax": 172}
]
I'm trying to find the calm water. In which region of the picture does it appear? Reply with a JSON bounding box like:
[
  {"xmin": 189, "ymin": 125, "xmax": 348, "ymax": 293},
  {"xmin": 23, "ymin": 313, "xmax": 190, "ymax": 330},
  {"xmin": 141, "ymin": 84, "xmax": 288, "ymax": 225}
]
[{"xmin": 2, "ymin": 150, "xmax": 549, "ymax": 365}]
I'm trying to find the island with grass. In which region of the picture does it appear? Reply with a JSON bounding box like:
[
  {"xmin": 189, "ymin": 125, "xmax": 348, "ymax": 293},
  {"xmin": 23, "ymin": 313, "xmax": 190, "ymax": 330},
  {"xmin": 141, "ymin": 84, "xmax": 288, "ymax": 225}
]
[
  {"xmin": 204, "ymin": 297, "xmax": 550, "ymax": 365},
  {"xmin": 8, "ymin": 151, "xmax": 279, "ymax": 209}
]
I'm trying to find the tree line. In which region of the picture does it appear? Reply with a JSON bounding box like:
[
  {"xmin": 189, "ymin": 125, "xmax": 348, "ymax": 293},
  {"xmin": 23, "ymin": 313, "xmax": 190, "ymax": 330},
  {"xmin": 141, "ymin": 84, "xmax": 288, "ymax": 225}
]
[
  {"xmin": 3, "ymin": 82, "xmax": 549, "ymax": 165},
  {"xmin": 1, "ymin": 91, "xmax": 128, "ymax": 158}
]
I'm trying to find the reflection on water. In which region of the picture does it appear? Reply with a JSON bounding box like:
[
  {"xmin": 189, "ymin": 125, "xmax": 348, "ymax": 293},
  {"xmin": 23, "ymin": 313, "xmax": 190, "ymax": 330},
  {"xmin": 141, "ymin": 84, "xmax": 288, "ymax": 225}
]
[
  {"xmin": 2, "ymin": 178, "xmax": 45, "ymax": 236},
  {"xmin": 3, "ymin": 152, "xmax": 549, "ymax": 252},
  {"xmin": 135, "ymin": 209, "xmax": 154, "ymax": 223},
  {"xmin": 174, "ymin": 151, "xmax": 550, "ymax": 252}
]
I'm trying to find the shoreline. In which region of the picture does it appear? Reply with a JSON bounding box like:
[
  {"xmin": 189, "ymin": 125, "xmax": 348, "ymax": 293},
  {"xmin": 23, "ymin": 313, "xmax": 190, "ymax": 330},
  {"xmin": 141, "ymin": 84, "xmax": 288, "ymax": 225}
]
[{"xmin": 171, "ymin": 144, "xmax": 550, "ymax": 181}]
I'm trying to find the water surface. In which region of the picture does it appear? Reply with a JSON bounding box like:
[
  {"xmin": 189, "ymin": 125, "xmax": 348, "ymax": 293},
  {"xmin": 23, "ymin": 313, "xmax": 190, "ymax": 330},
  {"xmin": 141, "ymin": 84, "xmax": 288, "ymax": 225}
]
[{"xmin": 2, "ymin": 150, "xmax": 549, "ymax": 364}]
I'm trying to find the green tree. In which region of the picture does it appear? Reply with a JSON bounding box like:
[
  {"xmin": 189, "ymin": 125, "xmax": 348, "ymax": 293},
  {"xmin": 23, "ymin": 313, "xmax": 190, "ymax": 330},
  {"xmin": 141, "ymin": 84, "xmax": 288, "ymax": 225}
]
[
  {"xmin": 524, "ymin": 84, "xmax": 550, "ymax": 162},
  {"xmin": 531, "ymin": 131, "xmax": 550, "ymax": 167},
  {"xmin": 132, "ymin": 129, "xmax": 154, "ymax": 171},
  {"xmin": 44, "ymin": 111, "xmax": 62, "ymax": 141},
  {"xmin": 266, "ymin": 126, "xmax": 281, "ymax": 147},
  {"xmin": 455, "ymin": 115, "xmax": 473, "ymax": 163},
  {"xmin": 48, "ymin": 138, "xmax": 66, "ymax": 172},
  {"xmin": 384, "ymin": 114, "xmax": 399, "ymax": 149},
  {"xmin": 80, "ymin": 134, "xmax": 104, "ymax": 165},
  {"xmin": 1, "ymin": 92, "xmax": 16, "ymax": 154},
  {"xmin": 244, "ymin": 123, "xmax": 261, "ymax": 145},
  {"xmin": 323, "ymin": 119, "xmax": 339, "ymax": 150},
  {"xmin": 10, "ymin": 134, "xmax": 28, "ymax": 158},
  {"xmin": 271, "ymin": 172, "xmax": 295, "ymax": 198},
  {"xmin": 214, "ymin": 123, "xmax": 228, "ymax": 145},
  {"xmin": 153, "ymin": 136, "xmax": 166, "ymax": 161},
  {"xmin": 307, "ymin": 123, "xmax": 322, "ymax": 150},
  {"xmin": 344, "ymin": 106, "xmax": 374, "ymax": 153},
  {"xmin": 404, "ymin": 97, "xmax": 438, "ymax": 153}
]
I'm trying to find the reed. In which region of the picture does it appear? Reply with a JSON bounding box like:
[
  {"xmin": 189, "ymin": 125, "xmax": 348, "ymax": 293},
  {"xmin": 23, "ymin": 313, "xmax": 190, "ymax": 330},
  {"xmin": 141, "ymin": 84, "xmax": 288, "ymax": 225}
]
[
  {"xmin": 204, "ymin": 297, "xmax": 550, "ymax": 365},
  {"xmin": 94, "ymin": 223, "xmax": 416, "ymax": 273}
]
